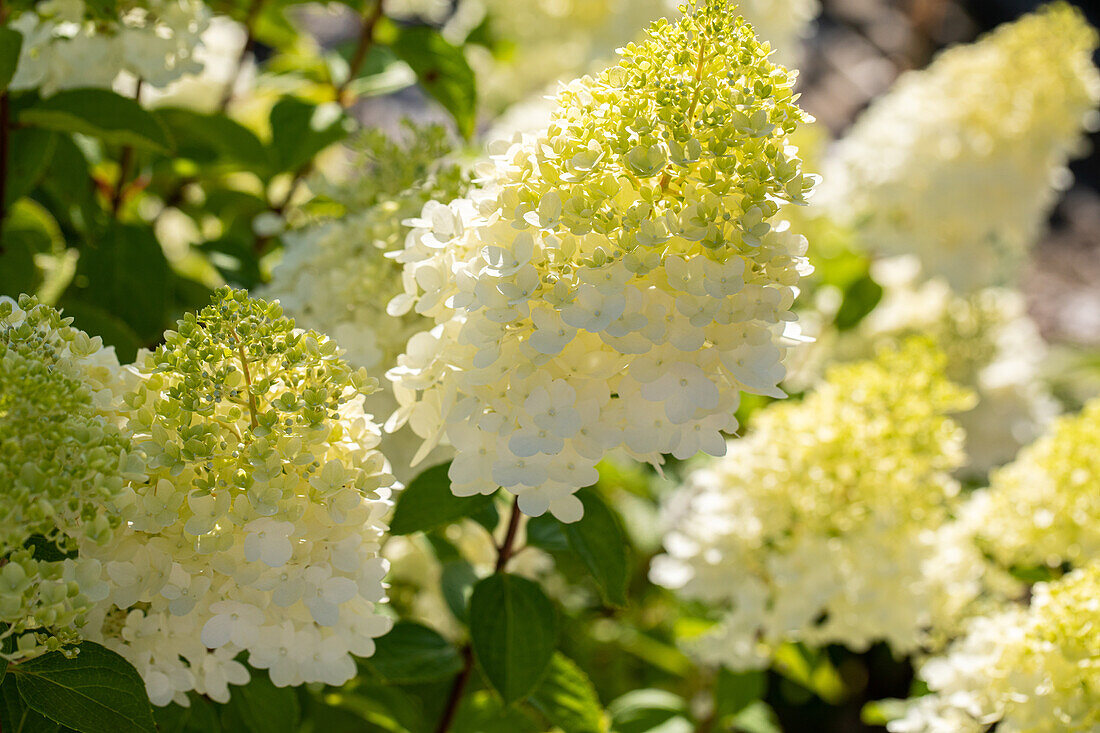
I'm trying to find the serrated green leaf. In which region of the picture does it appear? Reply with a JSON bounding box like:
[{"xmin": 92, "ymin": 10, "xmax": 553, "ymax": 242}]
[
  {"xmin": 223, "ymin": 668, "xmax": 298, "ymax": 733},
  {"xmin": 469, "ymin": 573, "xmax": 558, "ymax": 704},
  {"xmin": 386, "ymin": 23, "xmax": 477, "ymax": 139},
  {"xmin": 361, "ymin": 622, "xmax": 463, "ymax": 684},
  {"xmin": 528, "ymin": 653, "xmax": 606, "ymax": 733},
  {"xmin": 268, "ymin": 97, "xmax": 350, "ymax": 173},
  {"xmin": 12, "ymin": 642, "xmax": 155, "ymax": 733},
  {"xmin": 18, "ymin": 89, "xmax": 172, "ymax": 152},
  {"xmin": 557, "ymin": 488, "xmax": 631, "ymax": 606},
  {"xmin": 0, "ymin": 28, "xmax": 23, "ymax": 91},
  {"xmin": 390, "ymin": 462, "xmax": 496, "ymax": 535}
]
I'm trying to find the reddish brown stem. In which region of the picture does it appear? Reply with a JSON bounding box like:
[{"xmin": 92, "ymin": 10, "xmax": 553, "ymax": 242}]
[{"xmin": 434, "ymin": 497, "xmax": 523, "ymax": 733}]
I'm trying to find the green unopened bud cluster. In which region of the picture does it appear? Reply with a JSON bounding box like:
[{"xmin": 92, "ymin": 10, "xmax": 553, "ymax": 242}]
[{"xmin": 0, "ymin": 295, "xmax": 143, "ymax": 660}]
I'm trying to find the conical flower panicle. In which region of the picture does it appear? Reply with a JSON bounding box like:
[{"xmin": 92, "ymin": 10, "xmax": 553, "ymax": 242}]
[
  {"xmin": 82, "ymin": 289, "xmax": 395, "ymax": 706},
  {"xmin": 388, "ymin": 0, "xmax": 817, "ymax": 521}
]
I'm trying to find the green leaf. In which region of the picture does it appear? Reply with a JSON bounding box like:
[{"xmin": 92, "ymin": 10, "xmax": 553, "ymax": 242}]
[
  {"xmin": 468, "ymin": 499, "xmax": 501, "ymax": 534},
  {"xmin": 152, "ymin": 693, "xmax": 221, "ymax": 733},
  {"xmin": 12, "ymin": 642, "xmax": 155, "ymax": 733},
  {"xmin": 440, "ymin": 560, "xmax": 479, "ymax": 623},
  {"xmin": 528, "ymin": 653, "xmax": 606, "ymax": 733},
  {"xmin": 715, "ymin": 668, "xmax": 766, "ymax": 721},
  {"xmin": 557, "ymin": 487, "xmax": 631, "ymax": 606},
  {"xmin": 525, "ymin": 514, "xmax": 570, "ymax": 553},
  {"xmin": 608, "ymin": 690, "xmax": 692, "ymax": 733},
  {"xmin": 65, "ymin": 222, "xmax": 170, "ymax": 344},
  {"xmin": 389, "ymin": 462, "xmax": 496, "ymax": 535},
  {"xmin": 0, "ymin": 232, "xmax": 40, "ymax": 298},
  {"xmin": 3, "ymin": 127, "xmax": 56, "ymax": 207},
  {"xmin": 0, "ymin": 28, "xmax": 23, "ymax": 91},
  {"xmin": 18, "ymin": 89, "xmax": 172, "ymax": 153},
  {"xmin": 861, "ymin": 698, "xmax": 911, "ymax": 726},
  {"xmin": 771, "ymin": 643, "xmax": 845, "ymax": 704},
  {"xmin": 198, "ymin": 236, "xmax": 264, "ymax": 289},
  {"xmin": 469, "ymin": 573, "xmax": 557, "ymax": 704},
  {"xmin": 450, "ymin": 690, "xmax": 540, "ymax": 733},
  {"xmin": 833, "ymin": 272, "xmax": 883, "ymax": 331},
  {"xmin": 729, "ymin": 701, "xmax": 780, "ymax": 733},
  {"xmin": 33, "ymin": 134, "xmax": 97, "ymax": 232},
  {"xmin": 386, "ymin": 23, "xmax": 477, "ymax": 139},
  {"xmin": 1, "ymin": 674, "xmax": 59, "ymax": 733},
  {"xmin": 154, "ymin": 108, "xmax": 271, "ymax": 173},
  {"xmin": 360, "ymin": 622, "xmax": 463, "ymax": 684},
  {"xmin": 223, "ymin": 668, "xmax": 299, "ymax": 733},
  {"xmin": 268, "ymin": 97, "xmax": 351, "ymax": 173}
]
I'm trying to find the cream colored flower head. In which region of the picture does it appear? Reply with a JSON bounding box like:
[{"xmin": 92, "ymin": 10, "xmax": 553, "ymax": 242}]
[
  {"xmin": 8, "ymin": 0, "xmax": 210, "ymax": 95},
  {"xmin": 81, "ymin": 289, "xmax": 395, "ymax": 706},
  {"xmin": 652, "ymin": 340, "xmax": 983, "ymax": 668},
  {"xmin": 891, "ymin": 563, "xmax": 1100, "ymax": 733},
  {"xmin": 388, "ymin": 0, "xmax": 817, "ymax": 522},
  {"xmin": 0, "ymin": 295, "xmax": 144, "ymax": 661},
  {"xmin": 970, "ymin": 397, "xmax": 1100, "ymax": 572},
  {"xmin": 821, "ymin": 3, "xmax": 1100, "ymax": 292}
]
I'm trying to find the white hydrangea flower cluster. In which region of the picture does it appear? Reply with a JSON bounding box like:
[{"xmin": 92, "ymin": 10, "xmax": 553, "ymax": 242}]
[
  {"xmin": 388, "ymin": 0, "xmax": 817, "ymax": 522},
  {"xmin": 8, "ymin": 0, "xmax": 209, "ymax": 96},
  {"xmin": 832, "ymin": 256, "xmax": 1058, "ymax": 475},
  {"xmin": 890, "ymin": 563, "xmax": 1100, "ymax": 733},
  {"xmin": 140, "ymin": 15, "xmax": 251, "ymax": 113},
  {"xmin": 0, "ymin": 295, "xmax": 145, "ymax": 661},
  {"xmin": 966, "ymin": 396, "xmax": 1100, "ymax": 573},
  {"xmin": 819, "ymin": 3, "xmax": 1100, "ymax": 292},
  {"xmin": 651, "ymin": 341, "xmax": 984, "ymax": 669},
  {"xmin": 260, "ymin": 127, "xmax": 467, "ymax": 479},
  {"xmin": 80, "ymin": 289, "xmax": 395, "ymax": 706}
]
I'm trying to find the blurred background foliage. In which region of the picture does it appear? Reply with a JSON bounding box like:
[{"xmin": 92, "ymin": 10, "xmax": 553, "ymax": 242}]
[{"xmin": 1, "ymin": 0, "xmax": 1098, "ymax": 731}]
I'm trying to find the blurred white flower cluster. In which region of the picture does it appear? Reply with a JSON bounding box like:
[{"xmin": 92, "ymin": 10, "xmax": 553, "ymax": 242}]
[
  {"xmin": 820, "ymin": 3, "xmax": 1100, "ymax": 291},
  {"xmin": 810, "ymin": 256, "xmax": 1059, "ymax": 475},
  {"xmin": 454, "ymin": 0, "xmax": 672, "ymax": 111},
  {"xmin": 652, "ymin": 341, "xmax": 984, "ymax": 669},
  {"xmin": 260, "ymin": 127, "xmax": 468, "ymax": 479},
  {"xmin": 9, "ymin": 0, "xmax": 210, "ymax": 95},
  {"xmin": 75, "ymin": 290, "xmax": 395, "ymax": 706},
  {"xmin": 387, "ymin": 0, "xmax": 816, "ymax": 521},
  {"xmin": 966, "ymin": 396, "xmax": 1100, "ymax": 572},
  {"xmin": 890, "ymin": 563, "xmax": 1100, "ymax": 733},
  {"xmin": 0, "ymin": 296, "xmax": 145, "ymax": 661}
]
